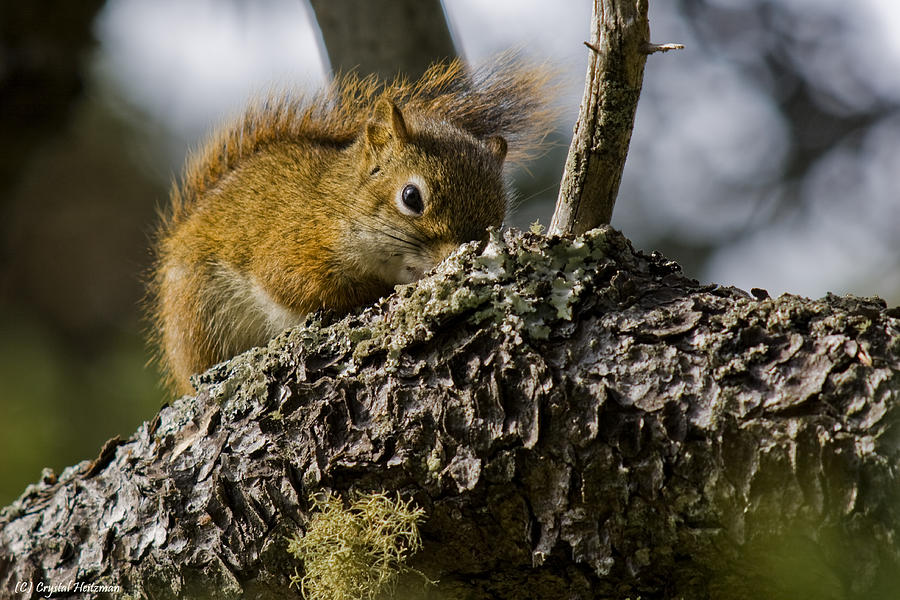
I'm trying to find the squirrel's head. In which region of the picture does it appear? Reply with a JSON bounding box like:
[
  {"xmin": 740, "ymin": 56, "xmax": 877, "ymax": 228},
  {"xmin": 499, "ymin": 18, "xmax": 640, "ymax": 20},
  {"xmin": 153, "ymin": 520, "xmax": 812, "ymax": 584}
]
[{"xmin": 346, "ymin": 97, "xmax": 509, "ymax": 286}]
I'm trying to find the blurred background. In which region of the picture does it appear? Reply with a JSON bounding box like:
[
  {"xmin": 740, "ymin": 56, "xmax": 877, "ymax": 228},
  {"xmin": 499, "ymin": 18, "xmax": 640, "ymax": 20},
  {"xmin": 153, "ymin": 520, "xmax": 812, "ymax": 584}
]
[{"xmin": 1, "ymin": 0, "xmax": 898, "ymax": 507}]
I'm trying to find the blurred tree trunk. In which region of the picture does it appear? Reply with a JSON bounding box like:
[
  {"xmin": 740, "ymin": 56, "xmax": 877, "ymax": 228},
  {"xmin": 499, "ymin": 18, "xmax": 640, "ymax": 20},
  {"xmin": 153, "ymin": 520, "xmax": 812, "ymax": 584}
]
[
  {"xmin": 1, "ymin": 226, "xmax": 898, "ymax": 599},
  {"xmin": 308, "ymin": 0, "xmax": 456, "ymax": 81},
  {"xmin": 0, "ymin": 1, "xmax": 106, "ymax": 294},
  {"xmin": 0, "ymin": 1, "xmax": 105, "ymax": 194}
]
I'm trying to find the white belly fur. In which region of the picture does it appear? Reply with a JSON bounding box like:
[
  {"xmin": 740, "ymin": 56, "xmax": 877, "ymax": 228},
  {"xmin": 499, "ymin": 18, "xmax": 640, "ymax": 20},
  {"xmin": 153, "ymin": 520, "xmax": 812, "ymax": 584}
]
[{"xmin": 208, "ymin": 262, "xmax": 303, "ymax": 357}]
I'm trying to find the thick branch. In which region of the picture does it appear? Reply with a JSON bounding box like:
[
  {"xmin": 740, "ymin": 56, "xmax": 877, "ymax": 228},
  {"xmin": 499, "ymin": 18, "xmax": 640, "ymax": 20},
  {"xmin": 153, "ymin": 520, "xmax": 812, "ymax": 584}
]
[
  {"xmin": 2, "ymin": 227, "xmax": 898, "ymax": 599},
  {"xmin": 550, "ymin": 0, "xmax": 664, "ymax": 235}
]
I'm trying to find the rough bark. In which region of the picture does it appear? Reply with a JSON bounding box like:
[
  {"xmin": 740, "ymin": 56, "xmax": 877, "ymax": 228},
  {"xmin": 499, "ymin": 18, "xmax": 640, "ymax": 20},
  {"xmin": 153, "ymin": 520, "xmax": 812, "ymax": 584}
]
[
  {"xmin": 549, "ymin": 0, "xmax": 651, "ymax": 235},
  {"xmin": 2, "ymin": 227, "xmax": 898, "ymax": 599},
  {"xmin": 308, "ymin": 0, "xmax": 456, "ymax": 82}
]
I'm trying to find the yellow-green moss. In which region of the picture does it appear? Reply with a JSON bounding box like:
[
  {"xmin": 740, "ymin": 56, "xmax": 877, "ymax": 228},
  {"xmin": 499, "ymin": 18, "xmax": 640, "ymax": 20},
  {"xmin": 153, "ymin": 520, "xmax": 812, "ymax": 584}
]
[{"xmin": 288, "ymin": 491, "xmax": 427, "ymax": 600}]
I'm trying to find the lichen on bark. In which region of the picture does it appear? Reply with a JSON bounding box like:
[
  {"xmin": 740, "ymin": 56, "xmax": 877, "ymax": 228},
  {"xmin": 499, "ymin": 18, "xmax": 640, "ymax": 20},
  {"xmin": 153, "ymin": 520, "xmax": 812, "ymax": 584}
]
[{"xmin": 1, "ymin": 227, "xmax": 899, "ymax": 599}]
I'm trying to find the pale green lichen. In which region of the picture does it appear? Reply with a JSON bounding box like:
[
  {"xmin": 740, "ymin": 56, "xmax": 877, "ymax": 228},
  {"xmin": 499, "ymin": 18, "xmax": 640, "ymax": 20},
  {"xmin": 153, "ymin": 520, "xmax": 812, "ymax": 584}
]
[
  {"xmin": 332, "ymin": 228, "xmax": 611, "ymax": 370},
  {"xmin": 426, "ymin": 448, "xmax": 442, "ymax": 474}
]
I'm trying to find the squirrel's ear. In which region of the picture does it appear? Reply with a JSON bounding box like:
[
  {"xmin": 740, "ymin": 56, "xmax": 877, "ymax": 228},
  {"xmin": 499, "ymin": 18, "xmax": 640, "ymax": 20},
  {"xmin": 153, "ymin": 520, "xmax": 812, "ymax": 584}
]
[
  {"xmin": 366, "ymin": 98, "xmax": 408, "ymax": 149},
  {"xmin": 485, "ymin": 135, "xmax": 508, "ymax": 163}
]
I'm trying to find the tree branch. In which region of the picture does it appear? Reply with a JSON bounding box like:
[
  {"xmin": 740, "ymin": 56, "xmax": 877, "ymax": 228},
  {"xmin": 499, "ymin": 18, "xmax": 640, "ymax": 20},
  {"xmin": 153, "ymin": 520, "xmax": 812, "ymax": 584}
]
[
  {"xmin": 549, "ymin": 0, "xmax": 681, "ymax": 235},
  {"xmin": 2, "ymin": 227, "xmax": 898, "ymax": 598}
]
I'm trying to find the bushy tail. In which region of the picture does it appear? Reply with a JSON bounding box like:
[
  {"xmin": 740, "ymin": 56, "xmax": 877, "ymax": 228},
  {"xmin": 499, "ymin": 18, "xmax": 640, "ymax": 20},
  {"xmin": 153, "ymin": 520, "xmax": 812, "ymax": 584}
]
[{"xmin": 390, "ymin": 52, "xmax": 559, "ymax": 165}]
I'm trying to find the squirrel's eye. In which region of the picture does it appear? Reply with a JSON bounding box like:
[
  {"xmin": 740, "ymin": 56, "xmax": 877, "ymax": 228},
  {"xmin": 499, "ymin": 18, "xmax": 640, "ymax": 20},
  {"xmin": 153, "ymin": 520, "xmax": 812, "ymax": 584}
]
[{"xmin": 401, "ymin": 184, "xmax": 424, "ymax": 215}]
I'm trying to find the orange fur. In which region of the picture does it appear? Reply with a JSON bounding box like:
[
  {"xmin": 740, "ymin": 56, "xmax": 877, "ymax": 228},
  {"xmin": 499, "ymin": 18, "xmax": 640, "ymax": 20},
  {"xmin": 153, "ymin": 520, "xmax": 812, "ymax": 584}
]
[{"xmin": 150, "ymin": 55, "xmax": 556, "ymax": 395}]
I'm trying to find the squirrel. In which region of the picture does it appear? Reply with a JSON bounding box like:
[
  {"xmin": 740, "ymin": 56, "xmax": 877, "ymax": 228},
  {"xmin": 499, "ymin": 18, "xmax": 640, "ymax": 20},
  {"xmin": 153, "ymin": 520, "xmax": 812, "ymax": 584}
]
[{"xmin": 150, "ymin": 56, "xmax": 555, "ymax": 395}]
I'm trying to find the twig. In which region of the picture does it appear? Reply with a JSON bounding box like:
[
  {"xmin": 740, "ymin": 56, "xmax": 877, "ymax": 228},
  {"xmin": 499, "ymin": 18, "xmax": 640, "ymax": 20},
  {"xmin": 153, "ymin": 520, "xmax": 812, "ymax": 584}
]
[
  {"xmin": 642, "ymin": 42, "xmax": 685, "ymax": 54},
  {"xmin": 549, "ymin": 0, "xmax": 658, "ymax": 236}
]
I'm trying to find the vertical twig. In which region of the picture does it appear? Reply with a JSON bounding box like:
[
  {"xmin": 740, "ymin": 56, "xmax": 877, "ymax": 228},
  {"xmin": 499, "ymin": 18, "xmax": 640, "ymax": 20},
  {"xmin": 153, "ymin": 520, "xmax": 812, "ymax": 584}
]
[{"xmin": 549, "ymin": 0, "xmax": 679, "ymax": 236}]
